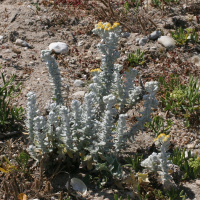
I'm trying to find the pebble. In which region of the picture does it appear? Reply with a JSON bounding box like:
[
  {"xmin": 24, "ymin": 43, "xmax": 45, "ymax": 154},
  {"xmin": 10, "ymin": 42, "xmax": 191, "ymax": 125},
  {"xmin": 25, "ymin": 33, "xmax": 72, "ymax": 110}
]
[
  {"xmin": 74, "ymin": 80, "xmax": 84, "ymax": 87},
  {"xmin": 191, "ymin": 55, "xmax": 200, "ymax": 66},
  {"xmin": 187, "ymin": 35, "xmax": 195, "ymax": 40},
  {"xmin": 5, "ymin": 49, "xmax": 12, "ymax": 53},
  {"xmin": 196, "ymin": 180, "xmax": 200, "ymax": 186},
  {"xmin": 151, "ymin": 46, "xmax": 157, "ymax": 50},
  {"xmin": 12, "ymin": 47, "xmax": 21, "ymax": 54},
  {"xmin": 157, "ymin": 36, "xmax": 175, "ymax": 49},
  {"xmin": 12, "ymin": 54, "xmax": 18, "ymax": 58},
  {"xmin": 121, "ymin": 32, "xmax": 130, "ymax": 38},
  {"xmin": 149, "ymin": 31, "xmax": 162, "ymax": 40},
  {"xmin": 139, "ymin": 37, "xmax": 148, "ymax": 46},
  {"xmin": 15, "ymin": 39, "xmax": 29, "ymax": 47},
  {"xmin": 72, "ymin": 91, "xmax": 85, "ymax": 98},
  {"xmin": 78, "ymin": 40, "xmax": 85, "ymax": 46},
  {"xmin": 70, "ymin": 58, "xmax": 76, "ymax": 64},
  {"xmin": 187, "ymin": 144, "xmax": 195, "ymax": 149},
  {"xmin": 49, "ymin": 42, "xmax": 68, "ymax": 54},
  {"xmin": 96, "ymin": 57, "xmax": 101, "ymax": 62},
  {"xmin": 136, "ymin": 38, "xmax": 140, "ymax": 43},
  {"xmin": 29, "ymin": 62, "xmax": 35, "ymax": 66},
  {"xmin": 83, "ymin": 56, "xmax": 89, "ymax": 61}
]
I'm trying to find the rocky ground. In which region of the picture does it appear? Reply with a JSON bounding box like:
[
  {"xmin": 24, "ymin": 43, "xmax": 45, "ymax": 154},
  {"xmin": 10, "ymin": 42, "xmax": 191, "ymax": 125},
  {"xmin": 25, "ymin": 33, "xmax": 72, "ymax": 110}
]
[{"xmin": 0, "ymin": 0, "xmax": 200, "ymax": 199}]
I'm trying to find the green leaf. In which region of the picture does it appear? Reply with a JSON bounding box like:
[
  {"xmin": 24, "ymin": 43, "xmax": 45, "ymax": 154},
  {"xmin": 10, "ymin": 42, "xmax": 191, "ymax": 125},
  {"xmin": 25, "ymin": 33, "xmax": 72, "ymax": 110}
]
[{"xmin": 114, "ymin": 194, "xmax": 118, "ymax": 200}]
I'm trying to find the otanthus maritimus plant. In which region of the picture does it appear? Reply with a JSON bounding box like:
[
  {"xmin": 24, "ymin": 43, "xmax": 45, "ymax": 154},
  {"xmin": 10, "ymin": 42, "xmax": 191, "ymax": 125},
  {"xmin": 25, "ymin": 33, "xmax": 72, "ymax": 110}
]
[
  {"xmin": 26, "ymin": 22, "xmax": 159, "ymax": 172},
  {"xmin": 41, "ymin": 50, "xmax": 63, "ymax": 105},
  {"xmin": 141, "ymin": 134, "xmax": 174, "ymax": 190},
  {"xmin": 91, "ymin": 22, "xmax": 143, "ymax": 111}
]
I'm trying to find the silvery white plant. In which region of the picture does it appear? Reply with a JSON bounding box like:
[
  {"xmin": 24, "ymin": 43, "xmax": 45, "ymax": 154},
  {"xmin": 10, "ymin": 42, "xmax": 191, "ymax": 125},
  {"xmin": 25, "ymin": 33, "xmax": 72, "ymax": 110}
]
[
  {"xmin": 26, "ymin": 92, "xmax": 38, "ymax": 144},
  {"xmin": 128, "ymin": 81, "xmax": 159, "ymax": 141},
  {"xmin": 141, "ymin": 134, "xmax": 174, "ymax": 190},
  {"xmin": 80, "ymin": 92, "xmax": 99, "ymax": 144},
  {"xmin": 114, "ymin": 114, "xmax": 127, "ymax": 151},
  {"xmin": 26, "ymin": 22, "xmax": 159, "ymax": 166},
  {"xmin": 98, "ymin": 94, "xmax": 117, "ymax": 152},
  {"xmin": 59, "ymin": 105, "xmax": 73, "ymax": 152},
  {"xmin": 91, "ymin": 22, "xmax": 144, "ymax": 112},
  {"xmin": 41, "ymin": 50, "xmax": 63, "ymax": 105}
]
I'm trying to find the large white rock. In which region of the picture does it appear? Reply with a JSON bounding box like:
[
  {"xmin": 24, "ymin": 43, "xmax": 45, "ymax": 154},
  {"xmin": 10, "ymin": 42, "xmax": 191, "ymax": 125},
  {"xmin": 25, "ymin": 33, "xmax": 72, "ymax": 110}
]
[
  {"xmin": 49, "ymin": 42, "xmax": 68, "ymax": 54},
  {"xmin": 158, "ymin": 36, "xmax": 175, "ymax": 49}
]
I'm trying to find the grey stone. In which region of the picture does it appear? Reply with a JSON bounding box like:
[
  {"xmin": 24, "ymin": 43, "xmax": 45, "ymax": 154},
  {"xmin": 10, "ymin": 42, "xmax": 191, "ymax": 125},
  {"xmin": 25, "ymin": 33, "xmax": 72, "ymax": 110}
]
[
  {"xmin": 121, "ymin": 32, "xmax": 130, "ymax": 38},
  {"xmin": 15, "ymin": 39, "xmax": 29, "ymax": 47},
  {"xmin": 74, "ymin": 80, "xmax": 84, "ymax": 87},
  {"xmin": 139, "ymin": 37, "xmax": 148, "ymax": 46},
  {"xmin": 149, "ymin": 31, "xmax": 162, "ymax": 40},
  {"xmin": 49, "ymin": 42, "xmax": 68, "ymax": 54}
]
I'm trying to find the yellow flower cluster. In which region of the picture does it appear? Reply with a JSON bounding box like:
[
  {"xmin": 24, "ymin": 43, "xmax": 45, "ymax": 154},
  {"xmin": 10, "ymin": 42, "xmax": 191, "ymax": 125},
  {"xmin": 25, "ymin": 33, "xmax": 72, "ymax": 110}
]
[
  {"xmin": 153, "ymin": 133, "xmax": 170, "ymax": 143},
  {"xmin": 95, "ymin": 22, "xmax": 120, "ymax": 31},
  {"xmin": 90, "ymin": 68, "xmax": 102, "ymax": 73}
]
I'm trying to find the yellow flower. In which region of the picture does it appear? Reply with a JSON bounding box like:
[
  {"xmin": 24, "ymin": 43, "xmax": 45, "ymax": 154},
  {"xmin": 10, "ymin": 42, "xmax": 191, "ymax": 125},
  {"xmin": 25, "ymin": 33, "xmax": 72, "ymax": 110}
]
[
  {"xmin": 157, "ymin": 133, "xmax": 166, "ymax": 139},
  {"xmin": 112, "ymin": 24, "xmax": 117, "ymax": 28},
  {"xmin": 101, "ymin": 25, "xmax": 105, "ymax": 29},
  {"xmin": 115, "ymin": 105, "xmax": 119, "ymax": 110},
  {"xmin": 104, "ymin": 28, "xmax": 109, "ymax": 31},
  {"xmin": 98, "ymin": 22, "xmax": 103, "ymax": 26},
  {"xmin": 153, "ymin": 138, "xmax": 157, "ymax": 142},
  {"xmin": 108, "ymin": 27, "xmax": 113, "ymax": 31},
  {"xmin": 114, "ymin": 22, "xmax": 120, "ymax": 26},
  {"xmin": 165, "ymin": 135, "xmax": 170, "ymax": 139},
  {"xmin": 186, "ymin": 110, "xmax": 190, "ymax": 118},
  {"xmin": 162, "ymin": 137, "xmax": 168, "ymax": 142},
  {"xmin": 96, "ymin": 27, "xmax": 100, "ymax": 30},
  {"xmin": 90, "ymin": 68, "xmax": 102, "ymax": 73},
  {"xmin": 105, "ymin": 23, "xmax": 111, "ymax": 27}
]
